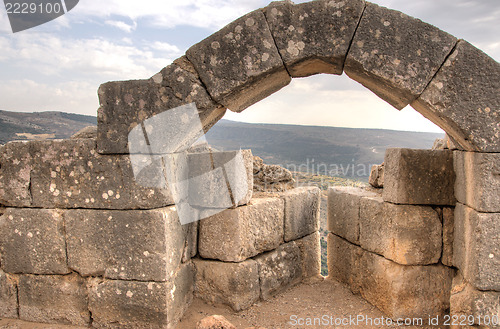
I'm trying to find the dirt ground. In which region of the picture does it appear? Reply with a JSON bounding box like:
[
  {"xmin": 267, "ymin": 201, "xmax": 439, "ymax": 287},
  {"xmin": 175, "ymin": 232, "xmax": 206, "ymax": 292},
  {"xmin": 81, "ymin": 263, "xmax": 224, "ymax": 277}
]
[
  {"xmin": 0, "ymin": 319, "xmax": 86, "ymax": 329},
  {"xmin": 1, "ymin": 277, "xmax": 428, "ymax": 329},
  {"xmin": 177, "ymin": 277, "xmax": 425, "ymax": 329}
]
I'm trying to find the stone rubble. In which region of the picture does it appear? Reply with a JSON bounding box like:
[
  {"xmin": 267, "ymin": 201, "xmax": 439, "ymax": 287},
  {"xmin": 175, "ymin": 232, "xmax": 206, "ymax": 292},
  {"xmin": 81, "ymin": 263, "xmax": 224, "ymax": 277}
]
[
  {"xmin": 368, "ymin": 163, "xmax": 384, "ymax": 188},
  {"xmin": 253, "ymin": 156, "xmax": 295, "ymax": 192}
]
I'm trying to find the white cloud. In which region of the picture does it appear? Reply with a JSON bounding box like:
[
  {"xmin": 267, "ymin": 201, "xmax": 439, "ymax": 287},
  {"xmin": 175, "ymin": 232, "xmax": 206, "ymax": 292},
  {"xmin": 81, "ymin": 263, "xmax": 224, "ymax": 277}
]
[
  {"xmin": 1, "ymin": 34, "xmax": 181, "ymax": 79},
  {"xmin": 0, "ymin": 36, "xmax": 15, "ymax": 60},
  {"xmin": 73, "ymin": 0, "xmax": 500, "ymax": 60},
  {"xmin": 60, "ymin": 0, "xmax": 500, "ymax": 57},
  {"xmin": 105, "ymin": 20, "xmax": 137, "ymax": 33},
  {"xmin": 121, "ymin": 37, "xmax": 133, "ymax": 45},
  {"xmin": 71, "ymin": 0, "xmax": 268, "ymax": 30},
  {"xmin": 0, "ymin": 32, "xmax": 185, "ymax": 116},
  {"xmin": 150, "ymin": 41, "xmax": 181, "ymax": 53},
  {"xmin": 0, "ymin": 79, "xmax": 99, "ymax": 115},
  {"xmin": 485, "ymin": 41, "xmax": 500, "ymax": 52},
  {"xmin": 0, "ymin": 10, "xmax": 12, "ymax": 33}
]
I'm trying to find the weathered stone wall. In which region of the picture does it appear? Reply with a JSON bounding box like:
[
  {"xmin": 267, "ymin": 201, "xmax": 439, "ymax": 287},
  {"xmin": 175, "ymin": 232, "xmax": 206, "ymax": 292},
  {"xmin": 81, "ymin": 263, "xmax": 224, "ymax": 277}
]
[
  {"xmin": 4, "ymin": 146, "xmax": 497, "ymax": 328},
  {"xmin": 0, "ymin": 136, "xmax": 321, "ymax": 328},
  {"xmin": 0, "ymin": 137, "xmax": 199, "ymax": 328},
  {"xmin": 0, "ymin": 139, "xmax": 174, "ymax": 209},
  {"xmin": 194, "ymin": 187, "xmax": 321, "ymax": 311},
  {"xmin": 329, "ymin": 148, "xmax": 500, "ymax": 326},
  {"xmin": 451, "ymin": 151, "xmax": 500, "ymax": 328},
  {"xmin": 1, "ymin": 0, "xmax": 499, "ymax": 327}
]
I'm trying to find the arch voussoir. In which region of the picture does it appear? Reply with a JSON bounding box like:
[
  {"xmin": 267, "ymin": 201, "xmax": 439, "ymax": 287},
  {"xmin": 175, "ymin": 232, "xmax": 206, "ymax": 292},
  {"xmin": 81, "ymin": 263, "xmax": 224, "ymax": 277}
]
[
  {"xmin": 344, "ymin": 2, "xmax": 457, "ymax": 110},
  {"xmin": 186, "ymin": 10, "xmax": 291, "ymax": 113},
  {"xmin": 96, "ymin": 57, "xmax": 226, "ymax": 154},
  {"xmin": 264, "ymin": 0, "xmax": 365, "ymax": 78},
  {"xmin": 412, "ymin": 40, "xmax": 500, "ymax": 152}
]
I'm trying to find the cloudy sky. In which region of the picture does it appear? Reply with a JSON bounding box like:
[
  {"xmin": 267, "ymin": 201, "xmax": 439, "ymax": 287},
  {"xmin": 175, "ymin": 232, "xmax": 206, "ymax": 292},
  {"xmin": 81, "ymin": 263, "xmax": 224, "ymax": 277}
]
[{"xmin": 0, "ymin": 0, "xmax": 498, "ymax": 133}]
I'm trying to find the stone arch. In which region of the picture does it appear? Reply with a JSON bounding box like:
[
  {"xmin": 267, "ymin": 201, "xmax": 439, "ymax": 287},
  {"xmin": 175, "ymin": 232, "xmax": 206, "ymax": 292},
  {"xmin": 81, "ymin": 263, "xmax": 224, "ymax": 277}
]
[
  {"xmin": 93, "ymin": 2, "xmax": 499, "ymax": 321},
  {"xmin": 1, "ymin": 1, "xmax": 498, "ymax": 327},
  {"xmin": 94, "ymin": 3, "xmax": 499, "ymax": 320},
  {"xmin": 97, "ymin": 0, "xmax": 499, "ymax": 155}
]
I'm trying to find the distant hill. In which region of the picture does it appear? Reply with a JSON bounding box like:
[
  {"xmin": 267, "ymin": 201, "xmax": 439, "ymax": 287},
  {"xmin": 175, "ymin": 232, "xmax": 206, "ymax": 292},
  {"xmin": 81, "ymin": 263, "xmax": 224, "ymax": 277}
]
[
  {"xmin": 205, "ymin": 120, "xmax": 443, "ymax": 178},
  {"xmin": 0, "ymin": 110, "xmax": 96, "ymax": 144},
  {"xmin": 0, "ymin": 110, "xmax": 443, "ymax": 179}
]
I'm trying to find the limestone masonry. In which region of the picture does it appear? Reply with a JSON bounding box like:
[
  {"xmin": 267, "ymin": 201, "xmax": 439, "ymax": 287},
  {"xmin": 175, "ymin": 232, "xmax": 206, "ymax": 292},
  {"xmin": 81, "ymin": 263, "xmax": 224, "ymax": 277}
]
[{"xmin": 1, "ymin": 0, "xmax": 499, "ymax": 328}]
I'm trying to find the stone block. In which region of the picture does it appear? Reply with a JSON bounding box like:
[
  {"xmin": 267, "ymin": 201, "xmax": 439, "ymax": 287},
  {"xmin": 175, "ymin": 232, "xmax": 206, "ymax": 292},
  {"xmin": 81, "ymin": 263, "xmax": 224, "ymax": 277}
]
[
  {"xmin": 0, "ymin": 141, "xmax": 32, "ymax": 207},
  {"xmin": 383, "ymin": 148, "xmax": 455, "ymax": 206},
  {"xmin": 230, "ymin": 149, "xmax": 254, "ymax": 206},
  {"xmin": 106, "ymin": 156, "xmax": 174, "ymax": 211},
  {"xmin": 454, "ymin": 151, "xmax": 500, "ymax": 213},
  {"xmin": 166, "ymin": 262, "xmax": 195, "ymax": 328},
  {"xmin": 345, "ymin": 2, "xmax": 456, "ymax": 110},
  {"xmin": 198, "ymin": 197, "xmax": 284, "ymax": 262},
  {"xmin": 264, "ymin": 0, "xmax": 364, "ymax": 77},
  {"xmin": 327, "ymin": 186, "xmax": 379, "ymax": 244},
  {"xmin": 0, "ymin": 270, "xmax": 17, "ymax": 318},
  {"xmin": 96, "ymin": 122, "xmax": 131, "ymax": 156},
  {"xmin": 158, "ymin": 151, "xmax": 198, "ymax": 225},
  {"xmin": 188, "ymin": 150, "xmax": 253, "ymax": 209},
  {"xmin": 193, "ymin": 258, "xmax": 260, "ymax": 312},
  {"xmin": 450, "ymin": 274, "xmax": 500, "ymax": 328},
  {"xmin": 327, "ymin": 233, "xmax": 362, "ymax": 293},
  {"xmin": 359, "ymin": 197, "xmax": 442, "ymax": 265},
  {"xmin": 97, "ymin": 58, "xmax": 226, "ymax": 154},
  {"xmin": 29, "ymin": 139, "xmax": 174, "ymax": 210},
  {"xmin": 65, "ymin": 206, "xmax": 192, "ymax": 282},
  {"xmin": 0, "ymin": 139, "xmax": 175, "ymax": 209},
  {"xmin": 442, "ymin": 207, "xmax": 454, "ymax": 267},
  {"xmin": 89, "ymin": 262, "xmax": 194, "ymax": 329},
  {"xmin": 188, "ymin": 152, "xmax": 231, "ymax": 210},
  {"xmin": 230, "ymin": 149, "xmax": 255, "ymax": 205},
  {"xmin": 255, "ymin": 241, "xmax": 302, "ymax": 300},
  {"xmin": 283, "ymin": 186, "xmax": 320, "ymax": 242},
  {"xmin": 368, "ymin": 163, "xmax": 384, "ymax": 188},
  {"xmin": 18, "ymin": 274, "xmax": 90, "ymax": 326},
  {"xmin": 186, "ymin": 10, "xmax": 291, "ymax": 112},
  {"xmin": 358, "ymin": 247, "xmax": 453, "ymax": 320},
  {"xmin": 0, "ymin": 208, "xmax": 69, "ymax": 275},
  {"xmin": 295, "ymin": 231, "xmax": 321, "ymax": 279},
  {"xmin": 412, "ymin": 40, "xmax": 500, "ymax": 152},
  {"xmin": 453, "ymin": 203, "xmax": 500, "ymax": 291},
  {"xmin": 328, "ymin": 234, "xmax": 453, "ymax": 319}
]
